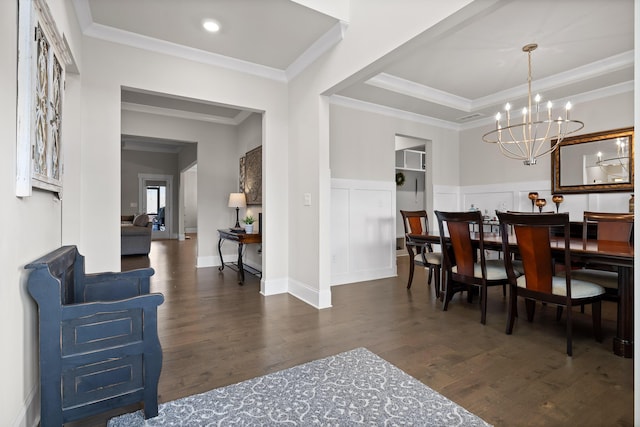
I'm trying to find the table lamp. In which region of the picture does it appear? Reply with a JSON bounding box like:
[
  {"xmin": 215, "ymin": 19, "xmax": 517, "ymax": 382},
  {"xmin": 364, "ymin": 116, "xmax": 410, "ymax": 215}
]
[{"xmin": 228, "ymin": 192, "xmax": 246, "ymax": 230}]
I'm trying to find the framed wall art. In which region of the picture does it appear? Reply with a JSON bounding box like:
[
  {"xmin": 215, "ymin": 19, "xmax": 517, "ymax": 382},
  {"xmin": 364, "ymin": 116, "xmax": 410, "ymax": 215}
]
[
  {"xmin": 16, "ymin": 0, "xmax": 75, "ymax": 197},
  {"xmin": 239, "ymin": 156, "xmax": 245, "ymax": 193},
  {"xmin": 240, "ymin": 146, "xmax": 262, "ymax": 205}
]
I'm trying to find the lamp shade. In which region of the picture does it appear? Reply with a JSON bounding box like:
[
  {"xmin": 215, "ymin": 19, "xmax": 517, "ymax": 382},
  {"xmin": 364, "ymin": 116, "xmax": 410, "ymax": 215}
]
[{"xmin": 228, "ymin": 192, "xmax": 246, "ymax": 208}]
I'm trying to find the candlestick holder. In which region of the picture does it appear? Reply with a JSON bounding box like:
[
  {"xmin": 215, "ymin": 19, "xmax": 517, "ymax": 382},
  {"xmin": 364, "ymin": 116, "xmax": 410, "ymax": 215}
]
[
  {"xmin": 552, "ymin": 194, "xmax": 564, "ymax": 213},
  {"xmin": 535, "ymin": 198, "xmax": 547, "ymax": 213},
  {"xmin": 528, "ymin": 192, "xmax": 538, "ymax": 212}
]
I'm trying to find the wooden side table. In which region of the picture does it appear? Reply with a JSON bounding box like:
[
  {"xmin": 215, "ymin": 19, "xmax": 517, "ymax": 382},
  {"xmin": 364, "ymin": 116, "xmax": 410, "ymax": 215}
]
[{"xmin": 217, "ymin": 229, "xmax": 262, "ymax": 284}]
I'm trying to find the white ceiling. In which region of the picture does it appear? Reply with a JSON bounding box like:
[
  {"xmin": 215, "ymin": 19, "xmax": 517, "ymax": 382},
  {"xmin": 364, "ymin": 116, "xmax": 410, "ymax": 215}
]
[{"xmin": 73, "ymin": 0, "xmax": 634, "ymax": 143}]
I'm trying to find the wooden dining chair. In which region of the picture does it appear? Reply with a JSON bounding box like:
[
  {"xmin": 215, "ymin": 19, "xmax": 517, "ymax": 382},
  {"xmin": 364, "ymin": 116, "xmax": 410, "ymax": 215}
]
[
  {"xmin": 434, "ymin": 210, "xmax": 512, "ymax": 324},
  {"xmin": 400, "ymin": 210, "xmax": 442, "ymax": 298},
  {"xmin": 571, "ymin": 212, "xmax": 633, "ymax": 302},
  {"xmin": 496, "ymin": 211, "xmax": 606, "ymax": 356}
]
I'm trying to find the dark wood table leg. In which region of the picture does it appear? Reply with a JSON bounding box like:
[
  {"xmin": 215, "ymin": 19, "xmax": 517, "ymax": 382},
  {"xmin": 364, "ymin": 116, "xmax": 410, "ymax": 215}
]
[
  {"xmin": 217, "ymin": 237, "xmax": 225, "ymax": 271},
  {"xmin": 613, "ymin": 266, "xmax": 633, "ymax": 358},
  {"xmin": 237, "ymin": 242, "xmax": 245, "ymax": 285},
  {"xmin": 406, "ymin": 241, "xmax": 415, "ymax": 289}
]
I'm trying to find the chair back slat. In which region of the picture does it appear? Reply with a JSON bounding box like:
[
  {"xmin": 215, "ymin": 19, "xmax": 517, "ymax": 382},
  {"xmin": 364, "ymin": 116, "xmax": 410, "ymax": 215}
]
[
  {"xmin": 583, "ymin": 211, "xmax": 633, "ymax": 243},
  {"xmin": 597, "ymin": 221, "xmax": 632, "ymax": 242},
  {"xmin": 514, "ymin": 225, "xmax": 553, "ymax": 293},
  {"xmin": 408, "ymin": 216, "xmax": 424, "ymax": 234},
  {"xmin": 400, "ymin": 210, "xmax": 429, "ymax": 235},
  {"xmin": 448, "ymin": 221, "xmax": 475, "ymax": 277}
]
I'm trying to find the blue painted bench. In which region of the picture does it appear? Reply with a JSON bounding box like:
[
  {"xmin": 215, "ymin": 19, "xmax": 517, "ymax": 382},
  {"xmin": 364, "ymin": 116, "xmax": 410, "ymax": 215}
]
[{"xmin": 25, "ymin": 245, "xmax": 164, "ymax": 426}]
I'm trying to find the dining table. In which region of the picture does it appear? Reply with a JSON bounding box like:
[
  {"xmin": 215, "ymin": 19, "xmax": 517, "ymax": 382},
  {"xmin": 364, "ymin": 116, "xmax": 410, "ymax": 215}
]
[{"xmin": 407, "ymin": 231, "xmax": 635, "ymax": 358}]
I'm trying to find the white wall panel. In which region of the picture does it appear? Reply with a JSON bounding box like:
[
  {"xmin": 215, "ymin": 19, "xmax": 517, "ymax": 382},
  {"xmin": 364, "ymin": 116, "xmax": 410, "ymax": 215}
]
[
  {"xmin": 447, "ymin": 180, "xmax": 632, "ymax": 222},
  {"xmin": 330, "ymin": 187, "xmax": 349, "ymax": 276},
  {"xmin": 331, "ymin": 179, "xmax": 396, "ymax": 285}
]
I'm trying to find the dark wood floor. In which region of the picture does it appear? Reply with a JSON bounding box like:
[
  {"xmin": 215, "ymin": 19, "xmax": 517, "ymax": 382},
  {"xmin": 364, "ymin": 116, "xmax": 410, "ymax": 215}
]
[{"xmin": 69, "ymin": 235, "xmax": 633, "ymax": 426}]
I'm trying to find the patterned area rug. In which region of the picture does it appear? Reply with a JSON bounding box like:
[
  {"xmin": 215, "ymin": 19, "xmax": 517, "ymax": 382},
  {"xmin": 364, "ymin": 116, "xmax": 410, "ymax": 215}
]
[{"xmin": 109, "ymin": 347, "xmax": 491, "ymax": 426}]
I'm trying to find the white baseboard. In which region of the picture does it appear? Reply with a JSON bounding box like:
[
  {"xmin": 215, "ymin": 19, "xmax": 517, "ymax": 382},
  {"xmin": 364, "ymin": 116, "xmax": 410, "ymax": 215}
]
[
  {"xmin": 288, "ymin": 278, "xmax": 332, "ymax": 309},
  {"xmin": 261, "ymin": 277, "xmax": 288, "ymax": 295},
  {"xmin": 331, "ymin": 266, "xmax": 396, "ymax": 286},
  {"xmin": 196, "ymin": 255, "xmax": 220, "ymax": 268},
  {"xmin": 260, "ymin": 277, "xmax": 332, "ymax": 309}
]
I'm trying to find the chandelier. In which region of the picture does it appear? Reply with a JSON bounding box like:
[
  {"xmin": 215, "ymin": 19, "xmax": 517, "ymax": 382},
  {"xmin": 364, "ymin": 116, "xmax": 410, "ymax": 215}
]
[
  {"xmin": 596, "ymin": 137, "xmax": 630, "ymax": 173},
  {"xmin": 482, "ymin": 43, "xmax": 584, "ymax": 165}
]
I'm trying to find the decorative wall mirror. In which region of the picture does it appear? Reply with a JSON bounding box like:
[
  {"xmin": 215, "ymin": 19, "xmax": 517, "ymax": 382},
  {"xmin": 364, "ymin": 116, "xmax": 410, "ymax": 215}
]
[{"xmin": 552, "ymin": 127, "xmax": 634, "ymax": 194}]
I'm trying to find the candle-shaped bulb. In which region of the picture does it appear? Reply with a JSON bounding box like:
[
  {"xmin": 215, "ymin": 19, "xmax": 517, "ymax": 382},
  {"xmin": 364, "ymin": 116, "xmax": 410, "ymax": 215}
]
[
  {"xmin": 496, "ymin": 112, "xmax": 501, "ymax": 121},
  {"xmin": 534, "ymin": 94, "xmax": 541, "ymax": 103},
  {"xmin": 547, "ymin": 101, "xmax": 552, "ymax": 110},
  {"xmin": 505, "ymin": 103, "xmax": 511, "ymax": 111},
  {"xmin": 565, "ymin": 101, "xmax": 572, "ymax": 110},
  {"xmin": 522, "ymin": 107, "xmax": 527, "ymax": 116}
]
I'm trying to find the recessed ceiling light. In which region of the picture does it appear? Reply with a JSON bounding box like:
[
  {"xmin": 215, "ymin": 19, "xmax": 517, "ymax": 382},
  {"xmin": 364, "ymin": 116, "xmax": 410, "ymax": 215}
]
[{"xmin": 202, "ymin": 19, "xmax": 220, "ymax": 33}]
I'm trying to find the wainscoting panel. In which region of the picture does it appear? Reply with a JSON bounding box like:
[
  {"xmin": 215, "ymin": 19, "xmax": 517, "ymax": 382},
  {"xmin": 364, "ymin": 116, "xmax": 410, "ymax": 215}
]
[
  {"xmin": 331, "ymin": 179, "xmax": 396, "ymax": 286},
  {"xmin": 437, "ymin": 180, "xmax": 631, "ymax": 222}
]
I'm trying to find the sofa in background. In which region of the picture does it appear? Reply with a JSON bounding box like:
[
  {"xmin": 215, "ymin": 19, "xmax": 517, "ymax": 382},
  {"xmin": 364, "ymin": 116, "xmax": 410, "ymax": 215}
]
[{"xmin": 121, "ymin": 214, "xmax": 152, "ymax": 255}]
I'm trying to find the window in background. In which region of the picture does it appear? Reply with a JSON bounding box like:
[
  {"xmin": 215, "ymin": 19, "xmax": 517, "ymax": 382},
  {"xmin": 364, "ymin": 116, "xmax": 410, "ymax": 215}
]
[{"xmin": 146, "ymin": 185, "xmax": 166, "ymax": 230}]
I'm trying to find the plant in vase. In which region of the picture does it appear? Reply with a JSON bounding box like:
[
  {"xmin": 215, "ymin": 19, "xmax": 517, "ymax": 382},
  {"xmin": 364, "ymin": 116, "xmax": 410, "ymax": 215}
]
[{"xmin": 243, "ymin": 215, "xmax": 255, "ymax": 233}]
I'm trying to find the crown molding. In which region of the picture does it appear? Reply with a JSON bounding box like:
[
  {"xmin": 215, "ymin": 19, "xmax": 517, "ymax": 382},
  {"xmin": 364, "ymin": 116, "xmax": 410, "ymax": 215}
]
[
  {"xmin": 121, "ymin": 140, "xmax": 186, "ymax": 153},
  {"xmin": 366, "ymin": 50, "xmax": 634, "ymax": 115},
  {"xmin": 85, "ymin": 23, "xmax": 288, "ymax": 82},
  {"xmin": 458, "ymin": 80, "xmax": 634, "ymax": 131},
  {"xmin": 121, "ymin": 102, "xmax": 249, "ymax": 126},
  {"xmin": 329, "ymin": 95, "xmax": 461, "ymax": 131},
  {"xmin": 286, "ymin": 21, "xmax": 347, "ymax": 80},
  {"xmin": 366, "ymin": 73, "xmax": 473, "ymax": 111},
  {"xmin": 472, "ymin": 50, "xmax": 634, "ymax": 110},
  {"xmin": 332, "ymin": 78, "xmax": 634, "ymax": 133}
]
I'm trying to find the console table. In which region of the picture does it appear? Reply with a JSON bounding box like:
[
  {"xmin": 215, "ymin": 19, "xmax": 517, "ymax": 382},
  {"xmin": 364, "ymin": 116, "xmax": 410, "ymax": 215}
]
[{"xmin": 217, "ymin": 229, "xmax": 262, "ymax": 284}]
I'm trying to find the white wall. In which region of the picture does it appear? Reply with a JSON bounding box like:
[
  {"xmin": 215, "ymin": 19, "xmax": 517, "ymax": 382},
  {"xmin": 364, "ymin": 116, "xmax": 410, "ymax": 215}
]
[
  {"xmin": 236, "ymin": 113, "xmax": 263, "ymax": 270},
  {"xmin": 287, "ymin": 0, "xmax": 474, "ymax": 308},
  {"xmin": 329, "ymin": 104, "xmax": 460, "ymax": 287},
  {"xmin": 2, "ymin": 1, "xmax": 83, "ymax": 425},
  {"xmin": 183, "ymin": 167, "xmax": 198, "ymax": 233}
]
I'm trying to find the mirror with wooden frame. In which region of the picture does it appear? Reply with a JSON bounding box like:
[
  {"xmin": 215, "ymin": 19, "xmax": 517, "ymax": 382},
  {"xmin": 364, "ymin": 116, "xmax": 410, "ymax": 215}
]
[{"xmin": 551, "ymin": 127, "xmax": 634, "ymax": 194}]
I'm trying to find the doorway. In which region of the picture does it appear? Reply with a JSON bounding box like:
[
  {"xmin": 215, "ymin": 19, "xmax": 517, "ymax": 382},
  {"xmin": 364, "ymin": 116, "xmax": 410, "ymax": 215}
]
[
  {"xmin": 395, "ymin": 135, "xmax": 432, "ymax": 254},
  {"xmin": 139, "ymin": 173, "xmax": 173, "ymax": 239}
]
